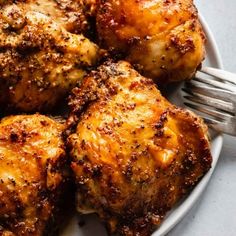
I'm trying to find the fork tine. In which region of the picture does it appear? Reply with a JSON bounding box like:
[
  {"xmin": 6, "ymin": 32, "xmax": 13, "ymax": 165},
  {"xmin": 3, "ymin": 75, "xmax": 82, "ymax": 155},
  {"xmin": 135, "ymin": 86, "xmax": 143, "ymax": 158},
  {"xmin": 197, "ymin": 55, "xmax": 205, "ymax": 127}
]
[
  {"xmin": 201, "ymin": 67, "xmax": 236, "ymax": 85},
  {"xmin": 183, "ymin": 94, "xmax": 235, "ymax": 114},
  {"xmin": 203, "ymin": 116, "xmax": 221, "ymax": 125},
  {"xmin": 184, "ymin": 102, "xmax": 233, "ymax": 120},
  {"xmin": 194, "ymin": 73, "xmax": 236, "ymax": 92},
  {"xmin": 203, "ymin": 117, "xmax": 236, "ymax": 136},
  {"xmin": 183, "ymin": 82, "xmax": 236, "ymax": 104},
  {"xmin": 183, "ymin": 67, "xmax": 236, "ymax": 136},
  {"xmin": 203, "ymin": 117, "xmax": 226, "ymax": 133}
]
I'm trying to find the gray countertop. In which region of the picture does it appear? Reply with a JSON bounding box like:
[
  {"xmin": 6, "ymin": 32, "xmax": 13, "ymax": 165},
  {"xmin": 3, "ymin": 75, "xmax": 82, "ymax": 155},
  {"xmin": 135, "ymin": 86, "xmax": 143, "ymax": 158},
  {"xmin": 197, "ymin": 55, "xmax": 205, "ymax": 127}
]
[{"xmin": 168, "ymin": 1, "xmax": 236, "ymax": 235}]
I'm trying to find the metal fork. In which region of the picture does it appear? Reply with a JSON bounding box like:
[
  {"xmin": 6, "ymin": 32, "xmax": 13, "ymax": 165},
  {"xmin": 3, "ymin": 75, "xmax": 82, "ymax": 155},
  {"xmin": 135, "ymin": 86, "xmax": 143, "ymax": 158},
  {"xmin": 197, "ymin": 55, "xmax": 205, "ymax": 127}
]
[{"xmin": 182, "ymin": 67, "xmax": 236, "ymax": 136}]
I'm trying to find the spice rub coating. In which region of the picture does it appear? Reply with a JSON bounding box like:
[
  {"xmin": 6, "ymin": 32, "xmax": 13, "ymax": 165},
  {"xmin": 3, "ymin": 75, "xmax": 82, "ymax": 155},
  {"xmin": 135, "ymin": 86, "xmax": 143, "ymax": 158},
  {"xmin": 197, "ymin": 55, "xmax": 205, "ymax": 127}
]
[
  {"xmin": 95, "ymin": 0, "xmax": 205, "ymax": 84},
  {"xmin": 67, "ymin": 61, "xmax": 212, "ymax": 236},
  {"xmin": 0, "ymin": 114, "xmax": 68, "ymax": 235},
  {"xmin": 0, "ymin": 1, "xmax": 100, "ymax": 112}
]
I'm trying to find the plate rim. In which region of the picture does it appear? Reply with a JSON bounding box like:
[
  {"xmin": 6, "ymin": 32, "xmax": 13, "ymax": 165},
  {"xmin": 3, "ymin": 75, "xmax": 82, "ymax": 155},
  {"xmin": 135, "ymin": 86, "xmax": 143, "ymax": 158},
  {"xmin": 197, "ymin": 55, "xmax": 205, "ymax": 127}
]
[{"xmin": 152, "ymin": 14, "xmax": 224, "ymax": 236}]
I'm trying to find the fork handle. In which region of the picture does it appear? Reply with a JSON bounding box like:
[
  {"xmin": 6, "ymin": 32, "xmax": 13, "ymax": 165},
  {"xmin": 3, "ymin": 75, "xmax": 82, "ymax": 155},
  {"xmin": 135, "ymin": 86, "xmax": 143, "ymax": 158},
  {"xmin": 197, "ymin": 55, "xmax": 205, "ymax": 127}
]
[{"xmin": 201, "ymin": 67, "xmax": 236, "ymax": 84}]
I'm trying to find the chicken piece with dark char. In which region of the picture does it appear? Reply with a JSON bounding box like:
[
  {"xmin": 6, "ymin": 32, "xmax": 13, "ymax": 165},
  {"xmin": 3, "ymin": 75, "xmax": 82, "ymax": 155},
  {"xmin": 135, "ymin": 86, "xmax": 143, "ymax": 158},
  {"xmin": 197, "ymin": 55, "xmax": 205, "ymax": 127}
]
[
  {"xmin": 90, "ymin": 0, "xmax": 206, "ymax": 84},
  {"xmin": 67, "ymin": 61, "xmax": 212, "ymax": 236},
  {"xmin": 0, "ymin": 114, "xmax": 69, "ymax": 236},
  {"xmin": 0, "ymin": 0, "xmax": 100, "ymax": 112}
]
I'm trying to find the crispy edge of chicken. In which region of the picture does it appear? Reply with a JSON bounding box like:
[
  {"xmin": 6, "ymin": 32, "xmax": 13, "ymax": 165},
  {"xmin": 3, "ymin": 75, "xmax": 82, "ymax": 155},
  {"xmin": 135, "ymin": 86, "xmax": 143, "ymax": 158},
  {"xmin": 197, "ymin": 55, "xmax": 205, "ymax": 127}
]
[
  {"xmin": 0, "ymin": 2, "xmax": 100, "ymax": 112},
  {"xmin": 1, "ymin": 0, "xmax": 96, "ymax": 35},
  {"xmin": 95, "ymin": 0, "xmax": 206, "ymax": 84},
  {"xmin": 0, "ymin": 114, "xmax": 69, "ymax": 236},
  {"xmin": 67, "ymin": 61, "xmax": 212, "ymax": 236}
]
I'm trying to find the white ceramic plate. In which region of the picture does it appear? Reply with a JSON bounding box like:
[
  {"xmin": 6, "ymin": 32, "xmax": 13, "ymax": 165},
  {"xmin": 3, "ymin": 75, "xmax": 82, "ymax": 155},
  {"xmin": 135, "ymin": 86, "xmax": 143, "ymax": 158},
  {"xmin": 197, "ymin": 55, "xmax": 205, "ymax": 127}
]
[{"xmin": 61, "ymin": 15, "xmax": 223, "ymax": 236}]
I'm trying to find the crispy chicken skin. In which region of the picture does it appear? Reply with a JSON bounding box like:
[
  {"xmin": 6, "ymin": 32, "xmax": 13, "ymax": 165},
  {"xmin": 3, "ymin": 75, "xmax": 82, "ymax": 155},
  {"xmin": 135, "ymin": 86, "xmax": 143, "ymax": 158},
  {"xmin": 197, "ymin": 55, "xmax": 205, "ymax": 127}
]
[
  {"xmin": 0, "ymin": 1, "xmax": 100, "ymax": 112},
  {"xmin": 0, "ymin": 114, "xmax": 68, "ymax": 235},
  {"xmin": 0, "ymin": 0, "xmax": 91, "ymax": 34},
  {"xmin": 95, "ymin": 0, "xmax": 205, "ymax": 84},
  {"xmin": 67, "ymin": 61, "xmax": 212, "ymax": 235}
]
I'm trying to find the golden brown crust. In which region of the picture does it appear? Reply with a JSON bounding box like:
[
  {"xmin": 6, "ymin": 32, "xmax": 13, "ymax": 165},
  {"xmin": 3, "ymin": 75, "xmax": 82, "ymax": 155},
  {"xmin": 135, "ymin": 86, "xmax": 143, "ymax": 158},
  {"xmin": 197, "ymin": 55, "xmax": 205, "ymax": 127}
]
[
  {"xmin": 67, "ymin": 61, "xmax": 212, "ymax": 236},
  {"xmin": 0, "ymin": 0, "xmax": 89, "ymax": 34},
  {"xmin": 0, "ymin": 114, "xmax": 68, "ymax": 235},
  {"xmin": 0, "ymin": 1, "xmax": 100, "ymax": 112},
  {"xmin": 95, "ymin": 0, "xmax": 206, "ymax": 84}
]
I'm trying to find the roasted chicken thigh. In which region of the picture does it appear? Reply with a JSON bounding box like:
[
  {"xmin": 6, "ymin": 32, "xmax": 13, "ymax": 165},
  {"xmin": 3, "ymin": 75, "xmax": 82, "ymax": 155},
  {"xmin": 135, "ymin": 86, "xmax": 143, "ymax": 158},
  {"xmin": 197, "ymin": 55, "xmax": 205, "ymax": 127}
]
[
  {"xmin": 0, "ymin": 0, "xmax": 100, "ymax": 112},
  {"xmin": 67, "ymin": 61, "xmax": 212, "ymax": 236},
  {"xmin": 95, "ymin": 0, "xmax": 205, "ymax": 84},
  {"xmin": 0, "ymin": 114, "xmax": 68, "ymax": 235}
]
